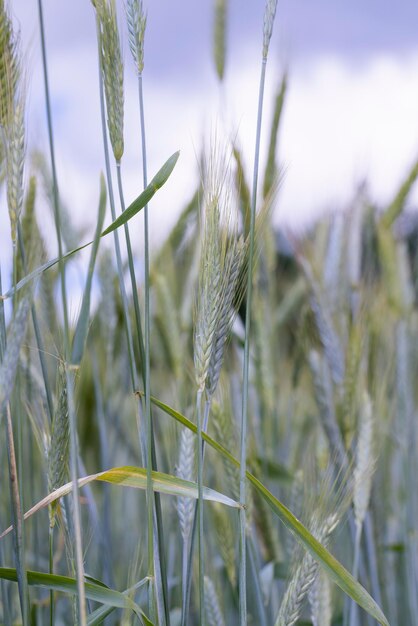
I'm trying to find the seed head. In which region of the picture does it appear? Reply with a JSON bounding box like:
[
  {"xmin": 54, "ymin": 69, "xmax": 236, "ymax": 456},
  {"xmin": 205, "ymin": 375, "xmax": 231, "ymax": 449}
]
[
  {"xmin": 126, "ymin": 0, "xmax": 147, "ymax": 75},
  {"xmin": 263, "ymin": 0, "xmax": 278, "ymax": 60},
  {"xmin": 96, "ymin": 0, "xmax": 124, "ymax": 161}
]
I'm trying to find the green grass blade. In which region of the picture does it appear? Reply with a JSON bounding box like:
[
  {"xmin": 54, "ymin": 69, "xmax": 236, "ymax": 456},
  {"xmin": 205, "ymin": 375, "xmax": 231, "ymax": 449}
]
[
  {"xmin": 262, "ymin": 72, "xmax": 287, "ymax": 198},
  {"xmin": 0, "ymin": 568, "xmax": 148, "ymax": 621},
  {"xmin": 1, "ymin": 466, "xmax": 240, "ymax": 539},
  {"xmin": 381, "ymin": 157, "xmax": 418, "ymax": 228},
  {"xmin": 101, "ymin": 151, "xmax": 180, "ymax": 237},
  {"xmin": 1, "ymin": 152, "xmax": 180, "ymax": 302},
  {"xmin": 71, "ymin": 174, "xmax": 107, "ymax": 365},
  {"xmin": 232, "ymin": 146, "xmax": 251, "ymax": 237},
  {"xmin": 147, "ymin": 395, "xmax": 390, "ymax": 626},
  {"xmin": 86, "ymin": 577, "xmax": 150, "ymax": 626}
]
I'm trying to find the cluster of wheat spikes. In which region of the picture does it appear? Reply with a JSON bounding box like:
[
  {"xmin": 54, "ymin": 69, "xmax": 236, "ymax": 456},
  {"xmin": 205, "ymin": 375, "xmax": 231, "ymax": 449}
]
[{"xmin": 2, "ymin": 0, "xmax": 417, "ymax": 624}]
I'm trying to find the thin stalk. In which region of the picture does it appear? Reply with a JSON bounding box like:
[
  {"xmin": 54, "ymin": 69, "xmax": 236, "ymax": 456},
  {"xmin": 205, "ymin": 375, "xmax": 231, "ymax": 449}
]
[
  {"xmin": 239, "ymin": 56, "xmax": 267, "ymax": 626},
  {"xmin": 92, "ymin": 353, "xmax": 114, "ymax": 588},
  {"xmin": 0, "ymin": 539, "xmax": 11, "ymax": 626},
  {"xmin": 12, "ymin": 246, "xmax": 28, "ymax": 624},
  {"xmin": 115, "ymin": 153, "xmax": 169, "ymax": 626},
  {"xmin": 65, "ymin": 368, "xmax": 86, "ymax": 624},
  {"xmin": 181, "ymin": 536, "xmax": 190, "ymax": 623},
  {"xmin": 49, "ymin": 526, "xmax": 54, "ymax": 626},
  {"xmin": 247, "ymin": 536, "xmax": 268, "ymax": 626},
  {"xmin": 95, "ymin": 25, "xmax": 138, "ymax": 396},
  {"xmin": 115, "ymin": 162, "xmax": 146, "ymax": 368},
  {"xmin": 37, "ymin": 1, "xmax": 86, "ymax": 622},
  {"xmin": 196, "ymin": 388, "xmax": 205, "ymax": 626},
  {"xmin": 137, "ymin": 70, "xmax": 155, "ymax": 624},
  {"xmin": 182, "ymin": 398, "xmax": 211, "ymax": 626},
  {"xmin": 5, "ymin": 247, "xmax": 29, "ymax": 625},
  {"xmin": 17, "ymin": 220, "xmax": 55, "ymax": 623},
  {"xmin": 363, "ymin": 513, "xmax": 382, "ymax": 610},
  {"xmin": 95, "ymin": 18, "xmax": 160, "ymax": 620},
  {"xmin": 0, "ymin": 270, "xmax": 11, "ymax": 626},
  {"xmin": 36, "ymin": 0, "xmax": 69, "ymax": 342},
  {"xmin": 5, "ymin": 403, "xmax": 29, "ymax": 624},
  {"xmin": 0, "ymin": 269, "xmax": 5, "ymax": 356},
  {"xmin": 348, "ymin": 525, "xmax": 362, "ymax": 626}
]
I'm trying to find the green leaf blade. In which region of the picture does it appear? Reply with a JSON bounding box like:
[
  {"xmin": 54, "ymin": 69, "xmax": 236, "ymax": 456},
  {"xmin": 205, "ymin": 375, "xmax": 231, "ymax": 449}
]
[
  {"xmin": 148, "ymin": 395, "xmax": 390, "ymax": 626},
  {"xmin": 100, "ymin": 151, "xmax": 180, "ymax": 237}
]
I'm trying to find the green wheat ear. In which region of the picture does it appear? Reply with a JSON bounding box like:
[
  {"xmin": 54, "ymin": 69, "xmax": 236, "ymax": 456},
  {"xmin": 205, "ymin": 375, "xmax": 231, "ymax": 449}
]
[
  {"xmin": 95, "ymin": 0, "xmax": 124, "ymax": 162},
  {"xmin": 213, "ymin": 0, "xmax": 227, "ymax": 81},
  {"xmin": 126, "ymin": 0, "xmax": 147, "ymax": 75},
  {"xmin": 48, "ymin": 363, "xmax": 70, "ymax": 527},
  {"xmin": 0, "ymin": 0, "xmax": 26, "ymax": 246}
]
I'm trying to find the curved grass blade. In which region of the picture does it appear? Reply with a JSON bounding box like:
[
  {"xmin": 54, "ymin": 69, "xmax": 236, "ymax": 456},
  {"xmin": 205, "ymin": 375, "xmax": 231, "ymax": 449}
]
[
  {"xmin": 100, "ymin": 150, "xmax": 179, "ymax": 237},
  {"xmin": 1, "ymin": 466, "xmax": 239, "ymax": 539},
  {"xmin": 87, "ymin": 577, "xmax": 150, "ymax": 626},
  {"xmin": 71, "ymin": 174, "xmax": 107, "ymax": 365},
  {"xmin": 1, "ymin": 152, "xmax": 180, "ymax": 301},
  {"xmin": 0, "ymin": 568, "xmax": 149, "ymax": 622},
  {"xmin": 147, "ymin": 395, "xmax": 390, "ymax": 626},
  {"xmin": 381, "ymin": 157, "xmax": 418, "ymax": 228},
  {"xmin": 262, "ymin": 72, "xmax": 287, "ymax": 198}
]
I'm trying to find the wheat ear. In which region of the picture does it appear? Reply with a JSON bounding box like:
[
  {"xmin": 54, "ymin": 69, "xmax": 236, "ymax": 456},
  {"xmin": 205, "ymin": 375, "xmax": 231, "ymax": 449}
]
[
  {"xmin": 96, "ymin": 0, "xmax": 124, "ymax": 161},
  {"xmin": 308, "ymin": 568, "xmax": 332, "ymax": 626},
  {"xmin": 48, "ymin": 364, "xmax": 70, "ymax": 528},
  {"xmin": 204, "ymin": 576, "xmax": 226, "ymax": 626},
  {"xmin": 126, "ymin": 0, "xmax": 146, "ymax": 75}
]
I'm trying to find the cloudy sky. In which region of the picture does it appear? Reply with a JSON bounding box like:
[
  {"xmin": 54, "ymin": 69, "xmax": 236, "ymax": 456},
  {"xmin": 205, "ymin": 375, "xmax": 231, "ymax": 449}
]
[{"xmin": 2, "ymin": 0, "xmax": 418, "ymax": 298}]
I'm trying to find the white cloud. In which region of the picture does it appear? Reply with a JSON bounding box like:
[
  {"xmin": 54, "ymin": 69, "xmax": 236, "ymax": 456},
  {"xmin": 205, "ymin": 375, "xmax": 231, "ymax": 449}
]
[{"xmin": 2, "ymin": 45, "xmax": 418, "ymax": 300}]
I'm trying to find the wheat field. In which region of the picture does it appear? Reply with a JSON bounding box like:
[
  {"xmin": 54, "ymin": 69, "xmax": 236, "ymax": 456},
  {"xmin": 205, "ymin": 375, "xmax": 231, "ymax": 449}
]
[{"xmin": 0, "ymin": 1, "xmax": 415, "ymax": 625}]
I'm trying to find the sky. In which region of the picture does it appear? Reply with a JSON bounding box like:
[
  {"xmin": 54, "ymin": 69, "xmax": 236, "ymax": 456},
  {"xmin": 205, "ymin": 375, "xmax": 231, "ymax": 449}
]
[{"xmin": 2, "ymin": 0, "xmax": 418, "ymax": 300}]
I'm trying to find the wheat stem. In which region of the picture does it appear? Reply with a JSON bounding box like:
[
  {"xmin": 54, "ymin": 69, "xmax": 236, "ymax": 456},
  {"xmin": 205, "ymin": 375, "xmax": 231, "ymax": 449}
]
[
  {"xmin": 0, "ymin": 272, "xmax": 11, "ymax": 626},
  {"xmin": 240, "ymin": 54, "xmax": 267, "ymax": 626},
  {"xmin": 37, "ymin": 3, "xmax": 86, "ymax": 622},
  {"xmin": 6, "ymin": 403, "xmax": 29, "ymax": 624},
  {"xmin": 136, "ymin": 68, "xmax": 156, "ymax": 622},
  {"xmin": 196, "ymin": 388, "xmax": 206, "ymax": 625}
]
